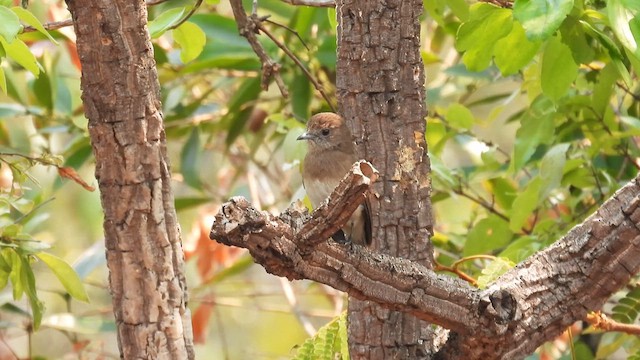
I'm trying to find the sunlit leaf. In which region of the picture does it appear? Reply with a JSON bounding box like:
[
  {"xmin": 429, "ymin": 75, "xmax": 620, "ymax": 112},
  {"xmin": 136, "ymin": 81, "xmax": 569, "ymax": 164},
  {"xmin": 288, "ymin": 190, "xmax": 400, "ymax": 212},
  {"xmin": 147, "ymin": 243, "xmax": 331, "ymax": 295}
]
[
  {"xmin": 0, "ymin": 36, "xmax": 39, "ymax": 75},
  {"xmin": 476, "ymin": 257, "xmax": 515, "ymax": 289},
  {"xmin": 0, "ymin": 6, "xmax": 21, "ymax": 43},
  {"xmin": 608, "ymin": 0, "xmax": 640, "ymax": 59},
  {"xmin": 539, "ymin": 143, "xmax": 570, "ymax": 199},
  {"xmin": 11, "ymin": 6, "xmax": 57, "ymax": 44},
  {"xmin": 464, "ymin": 215, "xmax": 513, "ymax": 256},
  {"xmin": 173, "ymin": 21, "xmax": 206, "ymax": 63},
  {"xmin": 35, "ymin": 252, "xmax": 89, "ymax": 302},
  {"xmin": 148, "ymin": 7, "xmax": 186, "ymax": 38},
  {"xmin": 513, "ymin": 0, "xmax": 574, "ymax": 41},
  {"xmin": 541, "ymin": 35, "xmax": 578, "ymax": 100},
  {"xmin": 494, "ymin": 21, "xmax": 541, "ymax": 75},
  {"xmin": 512, "ymin": 96, "xmax": 556, "ymax": 172},
  {"xmin": 509, "ymin": 177, "xmax": 542, "ymax": 232},
  {"xmin": 456, "ymin": 4, "xmax": 513, "ymax": 71}
]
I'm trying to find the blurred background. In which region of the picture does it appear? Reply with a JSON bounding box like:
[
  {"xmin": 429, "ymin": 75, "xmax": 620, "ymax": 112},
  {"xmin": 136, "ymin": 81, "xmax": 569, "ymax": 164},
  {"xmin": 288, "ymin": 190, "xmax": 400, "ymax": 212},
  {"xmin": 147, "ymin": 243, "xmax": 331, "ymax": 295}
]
[{"xmin": 0, "ymin": 0, "xmax": 638, "ymax": 359}]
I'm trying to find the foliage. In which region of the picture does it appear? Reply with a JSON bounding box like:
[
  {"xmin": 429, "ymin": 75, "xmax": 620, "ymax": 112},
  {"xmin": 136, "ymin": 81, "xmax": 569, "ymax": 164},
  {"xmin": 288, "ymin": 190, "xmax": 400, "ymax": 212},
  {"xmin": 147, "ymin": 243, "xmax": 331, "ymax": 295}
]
[
  {"xmin": 0, "ymin": 0, "xmax": 638, "ymax": 358},
  {"xmin": 292, "ymin": 311, "xmax": 348, "ymax": 360}
]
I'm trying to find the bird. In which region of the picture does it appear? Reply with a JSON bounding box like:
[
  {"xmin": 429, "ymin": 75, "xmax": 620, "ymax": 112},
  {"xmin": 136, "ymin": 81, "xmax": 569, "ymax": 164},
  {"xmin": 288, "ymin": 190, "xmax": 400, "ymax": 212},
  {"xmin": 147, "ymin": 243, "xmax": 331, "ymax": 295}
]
[{"xmin": 297, "ymin": 112, "xmax": 372, "ymax": 246}]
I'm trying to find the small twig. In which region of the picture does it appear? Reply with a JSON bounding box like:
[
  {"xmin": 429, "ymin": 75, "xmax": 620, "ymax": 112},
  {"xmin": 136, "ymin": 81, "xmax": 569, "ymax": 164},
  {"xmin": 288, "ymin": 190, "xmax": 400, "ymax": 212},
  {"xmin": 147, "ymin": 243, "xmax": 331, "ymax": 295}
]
[
  {"xmin": 586, "ymin": 311, "xmax": 640, "ymax": 335},
  {"xmin": 167, "ymin": 0, "xmax": 204, "ymax": 31},
  {"xmin": 452, "ymin": 255, "xmax": 497, "ymax": 272},
  {"xmin": 434, "ymin": 261, "xmax": 477, "ymax": 286},
  {"xmin": 264, "ymin": 18, "xmax": 309, "ymax": 51},
  {"xmin": 23, "ymin": 19, "xmax": 72, "ymax": 33},
  {"xmin": 22, "ymin": 0, "xmax": 175, "ymax": 33},
  {"xmin": 617, "ymin": 82, "xmax": 640, "ymax": 102},
  {"xmin": 256, "ymin": 21, "xmax": 336, "ymax": 111},
  {"xmin": 280, "ymin": 0, "xmax": 335, "ymax": 6},
  {"xmin": 479, "ymin": 0, "xmax": 513, "ymax": 8},
  {"xmin": 229, "ymin": 0, "xmax": 288, "ymax": 97}
]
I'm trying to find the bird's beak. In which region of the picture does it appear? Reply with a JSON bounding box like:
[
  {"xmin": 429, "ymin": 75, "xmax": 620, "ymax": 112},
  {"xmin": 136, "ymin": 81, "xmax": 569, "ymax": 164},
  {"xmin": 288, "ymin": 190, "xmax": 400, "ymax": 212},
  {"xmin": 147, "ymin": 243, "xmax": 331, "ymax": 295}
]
[{"xmin": 297, "ymin": 132, "xmax": 315, "ymax": 141}]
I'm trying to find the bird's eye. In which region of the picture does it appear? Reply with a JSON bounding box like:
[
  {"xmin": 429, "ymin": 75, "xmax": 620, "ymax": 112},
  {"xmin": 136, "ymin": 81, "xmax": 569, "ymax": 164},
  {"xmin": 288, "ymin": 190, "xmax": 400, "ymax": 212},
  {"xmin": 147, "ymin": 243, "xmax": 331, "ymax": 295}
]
[{"xmin": 321, "ymin": 128, "xmax": 330, "ymax": 136}]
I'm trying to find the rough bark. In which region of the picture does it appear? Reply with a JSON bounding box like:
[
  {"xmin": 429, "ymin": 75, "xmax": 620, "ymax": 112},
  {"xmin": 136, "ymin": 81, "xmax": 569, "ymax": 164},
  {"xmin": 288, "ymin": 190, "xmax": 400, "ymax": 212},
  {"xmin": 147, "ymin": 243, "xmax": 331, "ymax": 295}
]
[
  {"xmin": 210, "ymin": 161, "xmax": 640, "ymax": 359},
  {"xmin": 335, "ymin": 0, "xmax": 435, "ymax": 358},
  {"xmin": 66, "ymin": 1, "xmax": 194, "ymax": 358}
]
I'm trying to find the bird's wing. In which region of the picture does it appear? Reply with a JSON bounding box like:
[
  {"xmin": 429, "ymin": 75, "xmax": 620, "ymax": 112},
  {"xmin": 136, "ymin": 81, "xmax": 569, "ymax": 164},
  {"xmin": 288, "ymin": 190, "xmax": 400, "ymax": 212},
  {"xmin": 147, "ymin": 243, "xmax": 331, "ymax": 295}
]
[{"xmin": 363, "ymin": 195, "xmax": 372, "ymax": 246}]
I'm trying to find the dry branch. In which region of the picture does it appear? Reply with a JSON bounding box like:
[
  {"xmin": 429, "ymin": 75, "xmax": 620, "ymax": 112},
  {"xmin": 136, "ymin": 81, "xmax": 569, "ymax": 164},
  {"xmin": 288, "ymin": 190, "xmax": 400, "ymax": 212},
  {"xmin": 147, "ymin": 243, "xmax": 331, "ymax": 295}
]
[{"xmin": 211, "ymin": 160, "xmax": 640, "ymax": 359}]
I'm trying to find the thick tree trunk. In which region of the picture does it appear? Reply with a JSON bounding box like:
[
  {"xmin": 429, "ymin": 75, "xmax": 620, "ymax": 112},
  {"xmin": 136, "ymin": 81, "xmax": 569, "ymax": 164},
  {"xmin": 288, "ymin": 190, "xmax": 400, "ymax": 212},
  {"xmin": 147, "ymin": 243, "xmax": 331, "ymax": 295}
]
[
  {"xmin": 335, "ymin": 0, "xmax": 436, "ymax": 358},
  {"xmin": 66, "ymin": 1, "xmax": 195, "ymax": 358}
]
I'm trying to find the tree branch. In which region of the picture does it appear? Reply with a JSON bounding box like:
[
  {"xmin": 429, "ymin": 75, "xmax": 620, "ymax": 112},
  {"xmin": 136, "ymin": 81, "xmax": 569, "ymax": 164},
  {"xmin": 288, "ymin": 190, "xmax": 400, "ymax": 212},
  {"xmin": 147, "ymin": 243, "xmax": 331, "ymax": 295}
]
[
  {"xmin": 210, "ymin": 161, "xmax": 480, "ymax": 332},
  {"xmin": 229, "ymin": 0, "xmax": 288, "ymax": 97},
  {"xmin": 211, "ymin": 161, "xmax": 640, "ymax": 358}
]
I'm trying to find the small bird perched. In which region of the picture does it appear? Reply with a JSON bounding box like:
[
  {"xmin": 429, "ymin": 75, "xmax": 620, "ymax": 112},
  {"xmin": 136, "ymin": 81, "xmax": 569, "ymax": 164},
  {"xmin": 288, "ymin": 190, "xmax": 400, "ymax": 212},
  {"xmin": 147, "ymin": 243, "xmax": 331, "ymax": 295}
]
[{"xmin": 297, "ymin": 112, "xmax": 371, "ymax": 246}]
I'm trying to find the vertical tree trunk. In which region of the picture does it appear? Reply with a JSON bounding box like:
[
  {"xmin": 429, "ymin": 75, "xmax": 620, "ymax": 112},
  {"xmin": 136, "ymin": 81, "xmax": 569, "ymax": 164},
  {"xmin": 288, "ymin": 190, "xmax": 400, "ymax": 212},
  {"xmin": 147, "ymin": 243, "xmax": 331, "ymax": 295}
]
[
  {"xmin": 66, "ymin": 1, "xmax": 195, "ymax": 358},
  {"xmin": 336, "ymin": 0, "xmax": 436, "ymax": 358}
]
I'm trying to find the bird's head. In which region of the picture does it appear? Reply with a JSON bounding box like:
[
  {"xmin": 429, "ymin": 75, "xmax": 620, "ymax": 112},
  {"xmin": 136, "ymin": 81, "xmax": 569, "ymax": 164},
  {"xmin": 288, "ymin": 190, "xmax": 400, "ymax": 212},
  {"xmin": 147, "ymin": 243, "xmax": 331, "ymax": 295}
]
[{"xmin": 297, "ymin": 112, "xmax": 353, "ymax": 152}]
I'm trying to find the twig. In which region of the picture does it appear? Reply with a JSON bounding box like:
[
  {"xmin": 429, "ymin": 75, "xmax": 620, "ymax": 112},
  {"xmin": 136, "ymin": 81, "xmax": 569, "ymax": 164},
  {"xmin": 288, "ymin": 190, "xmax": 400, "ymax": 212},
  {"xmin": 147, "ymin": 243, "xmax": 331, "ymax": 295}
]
[
  {"xmin": 229, "ymin": 0, "xmax": 289, "ymax": 97},
  {"xmin": 280, "ymin": 0, "xmax": 335, "ymax": 7},
  {"xmin": 434, "ymin": 261, "xmax": 477, "ymax": 286},
  {"xmin": 256, "ymin": 20, "xmax": 336, "ymax": 111},
  {"xmin": 479, "ymin": 0, "xmax": 513, "ymax": 8},
  {"xmin": 22, "ymin": 0, "xmax": 173, "ymax": 33},
  {"xmin": 586, "ymin": 311, "xmax": 640, "ymax": 335},
  {"xmin": 23, "ymin": 19, "xmax": 72, "ymax": 33},
  {"xmin": 167, "ymin": 0, "xmax": 204, "ymax": 31}
]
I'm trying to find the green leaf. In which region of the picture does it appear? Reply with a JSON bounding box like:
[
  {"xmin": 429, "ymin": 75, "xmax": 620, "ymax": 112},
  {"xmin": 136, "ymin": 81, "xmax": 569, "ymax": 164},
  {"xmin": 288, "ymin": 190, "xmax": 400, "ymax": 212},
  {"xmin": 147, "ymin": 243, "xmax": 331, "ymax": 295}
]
[
  {"xmin": 580, "ymin": 20, "xmax": 633, "ymax": 87},
  {"xmin": 19, "ymin": 255, "xmax": 44, "ymax": 329},
  {"xmin": 11, "ymin": 7, "xmax": 57, "ymax": 44},
  {"xmin": 148, "ymin": 7, "xmax": 186, "ymax": 38},
  {"xmin": 513, "ymin": 0, "xmax": 574, "ymax": 41},
  {"xmin": 180, "ymin": 127, "xmax": 203, "ymax": 190},
  {"xmin": 464, "ymin": 215, "xmax": 513, "ymax": 256},
  {"xmin": 0, "ymin": 36, "xmax": 39, "ymax": 75},
  {"xmin": 35, "ymin": 252, "xmax": 89, "ymax": 302},
  {"xmin": 223, "ymin": 77, "xmax": 262, "ymax": 146},
  {"xmin": 7, "ymin": 250, "xmax": 23, "ymax": 300},
  {"xmin": 456, "ymin": 4, "xmax": 513, "ymax": 71},
  {"xmin": 512, "ymin": 96, "xmax": 556, "ymax": 171},
  {"xmin": 0, "ymin": 67, "xmax": 6, "ymax": 94},
  {"xmin": 499, "ymin": 236, "xmax": 540, "ymax": 262},
  {"xmin": 173, "ymin": 21, "xmax": 206, "ymax": 63},
  {"xmin": 509, "ymin": 177, "xmax": 542, "ymax": 232},
  {"xmin": 327, "ymin": 8, "xmax": 337, "ymax": 29},
  {"xmin": 539, "ymin": 143, "xmax": 570, "ymax": 199},
  {"xmin": 476, "ymin": 257, "xmax": 515, "ymax": 289},
  {"xmin": 175, "ymin": 197, "xmax": 211, "ymax": 211},
  {"xmin": 447, "ymin": 103, "xmax": 475, "ymax": 130},
  {"xmin": 291, "ymin": 73, "xmax": 311, "ymax": 121},
  {"xmin": 293, "ymin": 312, "xmax": 345, "ymax": 360},
  {"xmin": 540, "ymin": 35, "xmax": 578, "ymax": 100},
  {"xmin": 0, "ymin": 6, "xmax": 21, "ymax": 43},
  {"xmin": 608, "ymin": 0, "xmax": 640, "ymax": 59},
  {"xmin": 494, "ymin": 21, "xmax": 541, "ymax": 75}
]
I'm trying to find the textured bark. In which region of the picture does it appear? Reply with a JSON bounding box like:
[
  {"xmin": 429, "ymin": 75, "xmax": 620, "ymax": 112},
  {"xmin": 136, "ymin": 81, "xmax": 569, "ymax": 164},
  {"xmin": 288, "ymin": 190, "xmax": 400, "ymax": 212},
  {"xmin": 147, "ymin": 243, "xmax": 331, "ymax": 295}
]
[
  {"xmin": 66, "ymin": 1, "xmax": 194, "ymax": 358},
  {"xmin": 210, "ymin": 167, "xmax": 640, "ymax": 360},
  {"xmin": 209, "ymin": 0, "xmax": 640, "ymax": 358},
  {"xmin": 335, "ymin": 0, "xmax": 435, "ymax": 358}
]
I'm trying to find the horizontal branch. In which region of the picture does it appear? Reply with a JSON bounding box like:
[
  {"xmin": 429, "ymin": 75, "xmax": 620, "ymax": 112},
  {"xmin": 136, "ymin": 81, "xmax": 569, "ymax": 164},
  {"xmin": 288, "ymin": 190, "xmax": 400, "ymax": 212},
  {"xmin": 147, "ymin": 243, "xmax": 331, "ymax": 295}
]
[
  {"xmin": 211, "ymin": 160, "xmax": 640, "ymax": 359},
  {"xmin": 210, "ymin": 161, "xmax": 480, "ymax": 332}
]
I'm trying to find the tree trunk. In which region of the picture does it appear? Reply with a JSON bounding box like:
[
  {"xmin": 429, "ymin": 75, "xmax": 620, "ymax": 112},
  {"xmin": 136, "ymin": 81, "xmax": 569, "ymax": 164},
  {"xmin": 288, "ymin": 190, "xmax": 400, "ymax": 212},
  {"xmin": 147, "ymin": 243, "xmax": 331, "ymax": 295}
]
[
  {"xmin": 336, "ymin": 0, "xmax": 436, "ymax": 358},
  {"xmin": 66, "ymin": 1, "xmax": 195, "ymax": 358}
]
